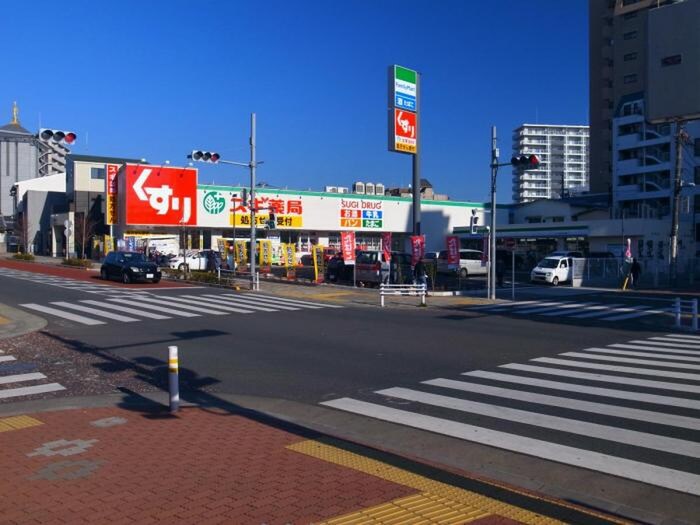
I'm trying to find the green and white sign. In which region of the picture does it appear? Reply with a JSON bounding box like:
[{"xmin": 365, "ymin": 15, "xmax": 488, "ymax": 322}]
[
  {"xmin": 393, "ymin": 66, "xmax": 417, "ymax": 111},
  {"xmin": 202, "ymin": 191, "xmax": 227, "ymax": 214}
]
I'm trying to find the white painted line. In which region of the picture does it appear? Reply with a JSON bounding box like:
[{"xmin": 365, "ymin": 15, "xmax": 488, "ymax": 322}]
[
  {"xmin": 510, "ymin": 302, "xmax": 575, "ymax": 314},
  {"xmin": 320, "ymin": 398, "xmax": 700, "ymax": 496},
  {"xmin": 79, "ymin": 300, "xmax": 171, "ymax": 320},
  {"xmin": 109, "ymin": 298, "xmax": 200, "ymax": 317},
  {"xmin": 0, "ymin": 372, "xmax": 47, "ymax": 385},
  {"xmin": 638, "ymin": 339, "xmax": 700, "ymax": 350},
  {"xmin": 464, "ymin": 370, "xmax": 700, "ymax": 410},
  {"xmin": 600, "ymin": 309, "xmax": 664, "ymax": 321},
  {"xmin": 664, "ymin": 333, "xmax": 700, "ymax": 341},
  {"xmin": 538, "ymin": 303, "xmax": 600, "ymax": 316},
  {"xmin": 165, "ymin": 296, "xmax": 254, "ymax": 314},
  {"xmin": 560, "ymin": 351, "xmax": 700, "ymax": 371},
  {"xmin": 0, "ymin": 383, "xmax": 66, "ymax": 399},
  {"xmin": 549, "ymin": 304, "xmax": 625, "ymax": 317},
  {"xmin": 424, "ymin": 378, "xmax": 700, "ymax": 430},
  {"xmin": 192, "ymin": 295, "xmax": 278, "ymax": 312},
  {"xmin": 468, "ymin": 300, "xmax": 542, "ymax": 311},
  {"xmin": 0, "ymin": 356, "xmax": 17, "ymax": 363},
  {"xmin": 514, "ymin": 302, "xmax": 597, "ymax": 315},
  {"xmin": 530, "ymin": 357, "xmax": 700, "ymax": 382},
  {"xmin": 50, "ymin": 302, "xmax": 139, "ymax": 323},
  {"xmin": 20, "ymin": 304, "xmax": 105, "ymax": 326},
  {"xmin": 570, "ymin": 305, "xmax": 649, "ymax": 319},
  {"xmin": 581, "ymin": 348, "xmax": 700, "ymax": 363},
  {"xmin": 510, "ymin": 301, "xmax": 563, "ymax": 310},
  {"xmin": 378, "ymin": 386, "xmax": 700, "ymax": 457},
  {"xmin": 610, "ymin": 343, "xmax": 700, "ymax": 355},
  {"xmin": 121, "ymin": 296, "xmax": 227, "ymax": 315},
  {"xmin": 227, "ymin": 293, "xmax": 323, "ymax": 309},
  {"xmin": 250, "ymin": 293, "xmax": 344, "ymax": 308},
  {"xmin": 218, "ymin": 294, "xmax": 300, "ymax": 311}
]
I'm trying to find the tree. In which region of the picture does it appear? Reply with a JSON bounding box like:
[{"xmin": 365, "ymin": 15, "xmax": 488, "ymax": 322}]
[
  {"xmin": 14, "ymin": 213, "xmax": 28, "ymax": 254},
  {"xmin": 74, "ymin": 211, "xmax": 99, "ymax": 259}
]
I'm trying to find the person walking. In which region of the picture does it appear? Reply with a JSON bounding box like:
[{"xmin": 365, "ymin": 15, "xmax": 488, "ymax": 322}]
[
  {"xmin": 630, "ymin": 258, "xmax": 642, "ymax": 289},
  {"xmin": 414, "ymin": 260, "xmax": 427, "ymax": 288}
]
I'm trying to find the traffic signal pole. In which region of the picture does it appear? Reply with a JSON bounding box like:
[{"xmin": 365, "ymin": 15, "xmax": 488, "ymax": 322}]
[
  {"xmin": 489, "ymin": 126, "xmax": 498, "ymax": 300},
  {"xmin": 669, "ymin": 122, "xmax": 688, "ymax": 288},
  {"xmin": 249, "ymin": 113, "xmax": 258, "ymax": 291},
  {"xmin": 412, "ymin": 72, "xmax": 421, "ymax": 236}
]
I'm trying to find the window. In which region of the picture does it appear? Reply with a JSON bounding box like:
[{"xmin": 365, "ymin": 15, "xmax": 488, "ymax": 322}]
[
  {"xmin": 661, "ymin": 54, "xmax": 682, "ymax": 67},
  {"xmin": 623, "ymin": 31, "xmax": 637, "ymax": 40},
  {"xmin": 624, "ymin": 52, "xmax": 637, "ymax": 62},
  {"xmin": 623, "ymin": 74, "xmax": 637, "ymax": 84},
  {"xmin": 90, "ymin": 167, "xmax": 105, "ymax": 180},
  {"xmin": 694, "ymin": 138, "xmax": 700, "ymax": 157}
]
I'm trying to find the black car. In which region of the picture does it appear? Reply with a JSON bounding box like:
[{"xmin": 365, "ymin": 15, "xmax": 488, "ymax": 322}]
[{"xmin": 101, "ymin": 251, "xmax": 162, "ymax": 284}]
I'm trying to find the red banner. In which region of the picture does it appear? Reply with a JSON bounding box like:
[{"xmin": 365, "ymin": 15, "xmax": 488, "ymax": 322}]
[
  {"xmin": 381, "ymin": 232, "xmax": 392, "ymax": 264},
  {"xmin": 410, "ymin": 235, "xmax": 425, "ymax": 266},
  {"xmin": 446, "ymin": 236, "xmax": 459, "ymax": 268},
  {"xmin": 125, "ymin": 165, "xmax": 198, "ymax": 226},
  {"xmin": 482, "ymin": 235, "xmax": 489, "ymax": 263},
  {"xmin": 341, "ymin": 231, "xmax": 355, "ymax": 264}
]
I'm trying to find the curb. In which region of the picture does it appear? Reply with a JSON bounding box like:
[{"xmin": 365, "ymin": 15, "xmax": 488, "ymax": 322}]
[{"xmin": 0, "ymin": 303, "xmax": 47, "ymax": 340}]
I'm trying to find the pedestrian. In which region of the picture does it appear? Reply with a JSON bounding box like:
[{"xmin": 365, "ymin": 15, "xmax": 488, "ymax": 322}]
[
  {"xmin": 630, "ymin": 257, "xmax": 642, "ymax": 289},
  {"xmin": 380, "ymin": 254, "xmax": 390, "ymax": 285},
  {"xmin": 414, "ymin": 260, "xmax": 427, "ymax": 288}
]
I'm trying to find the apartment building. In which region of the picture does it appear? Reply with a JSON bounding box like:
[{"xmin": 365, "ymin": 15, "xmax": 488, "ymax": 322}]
[{"xmin": 511, "ymin": 124, "xmax": 589, "ymax": 203}]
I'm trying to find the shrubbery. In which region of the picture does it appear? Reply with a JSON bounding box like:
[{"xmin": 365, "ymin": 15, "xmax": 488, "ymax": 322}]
[
  {"xmin": 12, "ymin": 253, "xmax": 35, "ymax": 261},
  {"xmin": 61, "ymin": 257, "xmax": 93, "ymax": 268}
]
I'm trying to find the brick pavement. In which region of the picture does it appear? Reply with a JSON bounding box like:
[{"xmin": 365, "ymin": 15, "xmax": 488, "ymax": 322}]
[{"xmin": 0, "ymin": 404, "xmax": 628, "ymax": 524}]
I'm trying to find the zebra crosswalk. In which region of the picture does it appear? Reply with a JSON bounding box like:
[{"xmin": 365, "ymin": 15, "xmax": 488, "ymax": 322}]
[
  {"xmin": 0, "ymin": 351, "xmax": 65, "ymax": 402},
  {"xmin": 19, "ymin": 292, "xmax": 342, "ymax": 326},
  {"xmin": 321, "ymin": 333, "xmax": 700, "ymax": 496},
  {"xmin": 466, "ymin": 299, "xmax": 670, "ymax": 322},
  {"xmin": 0, "ymin": 267, "xmax": 143, "ymax": 296}
]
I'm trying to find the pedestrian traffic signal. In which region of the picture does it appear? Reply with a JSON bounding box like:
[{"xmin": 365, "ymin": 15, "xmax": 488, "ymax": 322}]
[
  {"xmin": 189, "ymin": 150, "xmax": 220, "ymax": 163},
  {"xmin": 39, "ymin": 128, "xmax": 77, "ymax": 146},
  {"xmin": 267, "ymin": 212, "xmax": 277, "ymax": 229},
  {"xmin": 469, "ymin": 210, "xmax": 479, "ymax": 234},
  {"xmin": 511, "ymin": 154, "xmax": 540, "ymax": 170}
]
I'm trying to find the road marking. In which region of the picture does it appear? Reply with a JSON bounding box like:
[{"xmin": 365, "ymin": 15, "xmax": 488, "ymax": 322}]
[
  {"xmin": 560, "ymin": 351, "xmax": 700, "ymax": 370},
  {"xmin": 0, "ymin": 372, "xmax": 47, "ymax": 385},
  {"xmin": 218, "ymin": 294, "xmax": 300, "ymax": 311},
  {"xmin": 600, "ymin": 309, "xmax": 665, "ymax": 321},
  {"xmin": 513, "ymin": 302, "xmax": 595, "ymax": 315},
  {"xmin": 580, "ymin": 347, "xmax": 700, "ymax": 363},
  {"xmin": 530, "ymin": 357, "xmax": 700, "ymax": 381},
  {"xmin": 248, "ymin": 293, "xmax": 344, "ymax": 308},
  {"xmin": 610, "ymin": 343, "xmax": 700, "ymax": 355},
  {"xmin": 663, "ymin": 333, "xmax": 700, "ymax": 341},
  {"xmin": 320, "ymin": 398, "xmax": 700, "ymax": 496},
  {"xmin": 20, "ymin": 304, "xmax": 106, "ymax": 326},
  {"xmin": 109, "ymin": 298, "xmax": 200, "ymax": 317},
  {"xmin": 569, "ymin": 305, "xmax": 649, "ymax": 319},
  {"xmin": 463, "ymin": 370, "xmax": 700, "ymax": 410},
  {"xmin": 467, "ymin": 300, "xmax": 542, "ymax": 311},
  {"xmin": 231, "ymin": 294, "xmax": 322, "ymax": 309},
  {"xmin": 424, "ymin": 378, "xmax": 700, "ymax": 430},
  {"xmin": 377, "ymin": 387, "xmax": 700, "ymax": 458},
  {"xmin": 165, "ymin": 296, "xmax": 254, "ymax": 314},
  {"xmin": 538, "ymin": 303, "xmax": 607, "ymax": 316},
  {"xmin": 50, "ymin": 302, "xmax": 139, "ymax": 323},
  {"xmin": 0, "ymin": 383, "xmax": 66, "ymax": 399},
  {"xmin": 193, "ymin": 295, "xmax": 279, "ymax": 312},
  {"xmin": 128, "ymin": 296, "xmax": 229, "ymax": 315},
  {"xmin": 636, "ymin": 339, "xmax": 700, "ymax": 349},
  {"xmin": 0, "ymin": 356, "xmax": 17, "ymax": 363},
  {"xmin": 79, "ymin": 300, "xmax": 171, "ymax": 320},
  {"xmin": 510, "ymin": 301, "xmax": 563, "ymax": 310}
]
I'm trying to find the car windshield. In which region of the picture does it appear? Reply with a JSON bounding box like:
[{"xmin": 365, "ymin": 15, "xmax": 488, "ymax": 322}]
[
  {"xmin": 537, "ymin": 258, "xmax": 560, "ymax": 269},
  {"xmin": 122, "ymin": 253, "xmax": 146, "ymax": 263}
]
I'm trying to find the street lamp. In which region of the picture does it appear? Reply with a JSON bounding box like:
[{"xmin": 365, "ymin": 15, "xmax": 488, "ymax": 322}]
[{"xmin": 188, "ymin": 113, "xmax": 263, "ymax": 290}]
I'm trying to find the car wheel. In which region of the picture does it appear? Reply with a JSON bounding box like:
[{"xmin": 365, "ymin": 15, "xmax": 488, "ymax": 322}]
[
  {"xmin": 178, "ymin": 263, "xmax": 188, "ymax": 272},
  {"xmin": 459, "ymin": 268, "xmax": 468, "ymax": 278},
  {"xmin": 100, "ymin": 269, "xmax": 108, "ymax": 281},
  {"xmin": 122, "ymin": 272, "xmax": 131, "ymax": 284},
  {"xmin": 551, "ymin": 276, "xmax": 559, "ymax": 286},
  {"xmin": 152, "ymin": 277, "xmax": 161, "ymax": 284}
]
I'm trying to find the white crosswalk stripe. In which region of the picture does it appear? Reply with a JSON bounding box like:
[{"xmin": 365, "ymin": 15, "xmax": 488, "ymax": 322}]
[
  {"xmin": 17, "ymin": 292, "xmax": 341, "ymax": 326},
  {"xmin": 0, "ymin": 357, "xmax": 66, "ymax": 401},
  {"xmin": 321, "ymin": 334, "xmax": 700, "ymax": 496},
  {"xmin": 610, "ymin": 343, "xmax": 700, "ymax": 355}
]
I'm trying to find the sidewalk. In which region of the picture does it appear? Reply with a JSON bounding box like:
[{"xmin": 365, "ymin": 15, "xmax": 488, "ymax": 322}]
[{"xmin": 0, "ymin": 394, "xmax": 627, "ymax": 525}]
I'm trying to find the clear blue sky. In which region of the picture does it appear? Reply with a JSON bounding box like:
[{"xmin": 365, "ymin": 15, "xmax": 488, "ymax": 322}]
[{"xmin": 2, "ymin": 0, "xmax": 588, "ymax": 203}]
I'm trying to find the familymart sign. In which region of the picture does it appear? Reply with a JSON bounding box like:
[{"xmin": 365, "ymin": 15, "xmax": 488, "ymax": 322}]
[{"xmin": 388, "ymin": 65, "xmax": 418, "ymax": 154}]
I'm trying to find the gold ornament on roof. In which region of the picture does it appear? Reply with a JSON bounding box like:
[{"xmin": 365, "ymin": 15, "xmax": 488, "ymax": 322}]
[{"xmin": 11, "ymin": 101, "xmax": 19, "ymax": 125}]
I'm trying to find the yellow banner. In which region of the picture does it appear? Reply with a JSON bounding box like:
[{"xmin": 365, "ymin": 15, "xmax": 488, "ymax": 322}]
[
  {"xmin": 312, "ymin": 245, "xmax": 325, "ymax": 282},
  {"xmin": 231, "ymin": 214, "xmax": 302, "ymax": 228},
  {"xmin": 234, "ymin": 241, "xmax": 247, "ymax": 265},
  {"xmin": 260, "ymin": 240, "xmax": 273, "ymax": 266},
  {"xmin": 106, "ymin": 194, "xmax": 117, "ymax": 225},
  {"xmin": 281, "ymin": 243, "xmax": 296, "ymax": 267},
  {"xmin": 104, "ymin": 235, "xmax": 114, "ymax": 253}
]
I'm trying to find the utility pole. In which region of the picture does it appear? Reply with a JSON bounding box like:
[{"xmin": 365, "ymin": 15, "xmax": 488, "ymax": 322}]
[
  {"xmin": 669, "ymin": 121, "xmax": 688, "ymax": 287},
  {"xmin": 249, "ymin": 113, "xmax": 258, "ymax": 291},
  {"xmin": 489, "ymin": 126, "xmax": 498, "ymax": 300}
]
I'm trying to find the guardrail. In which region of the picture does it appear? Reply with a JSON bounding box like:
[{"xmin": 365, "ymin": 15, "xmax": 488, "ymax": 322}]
[
  {"xmin": 674, "ymin": 298, "xmax": 698, "ymax": 332},
  {"xmin": 380, "ymin": 283, "xmax": 426, "ymax": 307}
]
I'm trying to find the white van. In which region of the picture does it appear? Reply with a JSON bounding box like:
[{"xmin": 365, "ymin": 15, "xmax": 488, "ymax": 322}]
[
  {"xmin": 530, "ymin": 256, "xmax": 572, "ymax": 286},
  {"xmin": 438, "ymin": 249, "xmax": 487, "ymax": 278}
]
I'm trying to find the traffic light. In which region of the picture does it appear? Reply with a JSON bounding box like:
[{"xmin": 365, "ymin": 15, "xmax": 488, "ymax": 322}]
[
  {"xmin": 267, "ymin": 212, "xmax": 277, "ymax": 229},
  {"xmin": 39, "ymin": 129, "xmax": 77, "ymax": 146},
  {"xmin": 469, "ymin": 209, "xmax": 479, "ymax": 234},
  {"xmin": 511, "ymin": 154, "xmax": 540, "ymax": 170},
  {"xmin": 189, "ymin": 150, "xmax": 220, "ymax": 163}
]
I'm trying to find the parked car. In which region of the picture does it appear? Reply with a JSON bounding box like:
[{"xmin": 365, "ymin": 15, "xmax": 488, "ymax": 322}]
[
  {"xmin": 101, "ymin": 251, "xmax": 161, "ymax": 284},
  {"xmin": 437, "ymin": 249, "xmax": 487, "ymax": 278},
  {"xmin": 355, "ymin": 250, "xmax": 390, "ymax": 287},
  {"xmin": 530, "ymin": 255, "xmax": 573, "ymax": 286},
  {"xmin": 169, "ymin": 250, "xmax": 221, "ymax": 271}
]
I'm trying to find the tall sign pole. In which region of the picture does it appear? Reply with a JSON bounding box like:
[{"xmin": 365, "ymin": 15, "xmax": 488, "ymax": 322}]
[
  {"xmin": 388, "ymin": 65, "xmax": 420, "ymax": 234},
  {"xmin": 489, "ymin": 126, "xmax": 498, "ymax": 300},
  {"xmin": 249, "ymin": 113, "xmax": 257, "ymax": 291},
  {"xmin": 669, "ymin": 122, "xmax": 688, "ymax": 287}
]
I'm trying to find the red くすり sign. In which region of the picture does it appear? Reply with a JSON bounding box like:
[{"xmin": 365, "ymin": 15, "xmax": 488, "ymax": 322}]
[{"xmin": 125, "ymin": 165, "xmax": 198, "ymax": 226}]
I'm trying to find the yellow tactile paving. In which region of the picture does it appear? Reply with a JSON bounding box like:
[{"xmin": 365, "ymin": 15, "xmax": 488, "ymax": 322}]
[
  {"xmin": 0, "ymin": 415, "xmax": 43, "ymax": 432},
  {"xmin": 0, "ymin": 315, "xmax": 10, "ymax": 324},
  {"xmin": 289, "ymin": 440, "xmax": 630, "ymax": 525}
]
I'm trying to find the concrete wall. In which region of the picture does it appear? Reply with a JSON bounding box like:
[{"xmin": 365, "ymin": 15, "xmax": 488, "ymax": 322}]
[{"xmin": 0, "ymin": 139, "xmax": 39, "ymax": 215}]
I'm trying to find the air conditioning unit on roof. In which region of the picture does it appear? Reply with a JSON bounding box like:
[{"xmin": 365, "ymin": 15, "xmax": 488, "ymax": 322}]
[
  {"xmin": 324, "ymin": 186, "xmax": 338, "ymax": 193},
  {"xmin": 353, "ymin": 182, "xmax": 365, "ymax": 194}
]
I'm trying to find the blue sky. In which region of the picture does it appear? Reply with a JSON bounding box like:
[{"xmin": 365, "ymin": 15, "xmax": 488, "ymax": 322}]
[{"xmin": 2, "ymin": 0, "xmax": 588, "ymax": 203}]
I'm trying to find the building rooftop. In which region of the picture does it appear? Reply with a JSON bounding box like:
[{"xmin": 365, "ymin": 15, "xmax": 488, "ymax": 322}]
[{"xmin": 68, "ymin": 154, "xmax": 147, "ymax": 165}]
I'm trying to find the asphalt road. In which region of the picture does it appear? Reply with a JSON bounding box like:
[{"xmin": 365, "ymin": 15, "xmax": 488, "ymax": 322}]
[{"xmin": 0, "ymin": 266, "xmax": 698, "ymax": 524}]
